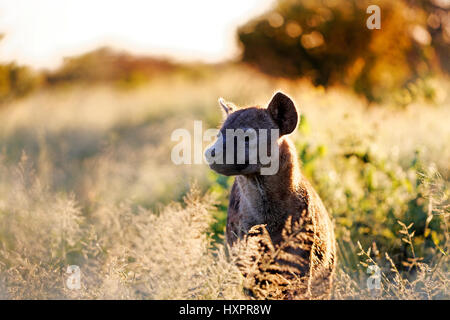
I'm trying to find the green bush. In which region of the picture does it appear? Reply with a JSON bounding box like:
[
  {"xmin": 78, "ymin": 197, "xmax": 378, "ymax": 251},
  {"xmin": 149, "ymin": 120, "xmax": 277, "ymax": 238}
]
[{"xmin": 294, "ymin": 116, "xmax": 448, "ymax": 275}]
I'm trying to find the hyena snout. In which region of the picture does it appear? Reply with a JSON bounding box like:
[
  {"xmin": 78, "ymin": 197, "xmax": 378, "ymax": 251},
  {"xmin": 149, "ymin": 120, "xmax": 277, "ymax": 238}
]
[{"xmin": 205, "ymin": 136, "xmax": 253, "ymax": 176}]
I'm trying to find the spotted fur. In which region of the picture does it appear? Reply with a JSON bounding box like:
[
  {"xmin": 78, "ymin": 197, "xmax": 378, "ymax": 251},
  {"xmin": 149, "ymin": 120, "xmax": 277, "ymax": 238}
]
[{"xmin": 208, "ymin": 92, "xmax": 336, "ymax": 299}]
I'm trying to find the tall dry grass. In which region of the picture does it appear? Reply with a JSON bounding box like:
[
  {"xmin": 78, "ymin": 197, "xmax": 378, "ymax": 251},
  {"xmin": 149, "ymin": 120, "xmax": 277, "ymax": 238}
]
[{"xmin": 0, "ymin": 64, "xmax": 448, "ymax": 299}]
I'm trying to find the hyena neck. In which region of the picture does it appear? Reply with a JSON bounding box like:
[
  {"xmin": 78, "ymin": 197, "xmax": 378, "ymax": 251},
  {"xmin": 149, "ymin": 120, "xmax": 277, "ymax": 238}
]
[{"xmin": 238, "ymin": 137, "xmax": 306, "ymax": 233}]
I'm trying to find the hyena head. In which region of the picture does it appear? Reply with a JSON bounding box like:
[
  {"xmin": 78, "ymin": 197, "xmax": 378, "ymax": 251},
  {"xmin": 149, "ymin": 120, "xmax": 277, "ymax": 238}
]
[{"xmin": 205, "ymin": 92, "xmax": 299, "ymax": 176}]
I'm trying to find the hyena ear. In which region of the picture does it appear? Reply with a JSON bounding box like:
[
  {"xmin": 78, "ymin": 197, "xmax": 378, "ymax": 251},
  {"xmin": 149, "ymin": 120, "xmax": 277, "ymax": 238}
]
[
  {"xmin": 218, "ymin": 97, "xmax": 236, "ymax": 116},
  {"xmin": 267, "ymin": 92, "xmax": 298, "ymax": 136}
]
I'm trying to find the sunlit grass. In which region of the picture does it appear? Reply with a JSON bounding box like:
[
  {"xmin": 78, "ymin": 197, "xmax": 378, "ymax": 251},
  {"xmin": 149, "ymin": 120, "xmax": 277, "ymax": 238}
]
[{"xmin": 0, "ymin": 65, "xmax": 448, "ymax": 299}]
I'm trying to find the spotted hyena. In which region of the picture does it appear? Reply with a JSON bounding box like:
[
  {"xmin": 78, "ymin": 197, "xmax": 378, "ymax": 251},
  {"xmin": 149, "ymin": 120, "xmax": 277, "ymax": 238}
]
[{"xmin": 205, "ymin": 92, "xmax": 336, "ymax": 299}]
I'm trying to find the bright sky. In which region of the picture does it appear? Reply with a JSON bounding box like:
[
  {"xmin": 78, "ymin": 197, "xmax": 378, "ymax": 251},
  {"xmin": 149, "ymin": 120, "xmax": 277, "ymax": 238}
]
[{"xmin": 0, "ymin": 0, "xmax": 274, "ymax": 69}]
